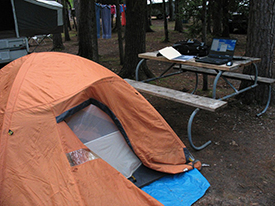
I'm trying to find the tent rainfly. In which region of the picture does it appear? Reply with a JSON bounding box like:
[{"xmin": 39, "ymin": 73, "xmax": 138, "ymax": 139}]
[{"xmin": 0, "ymin": 52, "xmax": 202, "ymax": 205}]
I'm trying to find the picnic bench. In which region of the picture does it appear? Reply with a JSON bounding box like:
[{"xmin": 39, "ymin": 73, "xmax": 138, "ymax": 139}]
[
  {"xmin": 125, "ymin": 78, "xmax": 227, "ymax": 150},
  {"xmin": 125, "ymin": 79, "xmax": 227, "ymax": 112},
  {"xmin": 173, "ymin": 64, "xmax": 275, "ymax": 116},
  {"xmin": 129, "ymin": 51, "xmax": 275, "ymax": 150}
]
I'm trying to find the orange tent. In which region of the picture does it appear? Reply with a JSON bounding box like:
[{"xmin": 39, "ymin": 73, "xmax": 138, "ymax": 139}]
[{"xmin": 0, "ymin": 52, "xmax": 201, "ymax": 205}]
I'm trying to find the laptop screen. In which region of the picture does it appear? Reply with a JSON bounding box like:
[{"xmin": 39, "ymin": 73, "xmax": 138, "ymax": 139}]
[{"xmin": 209, "ymin": 38, "xmax": 237, "ymax": 59}]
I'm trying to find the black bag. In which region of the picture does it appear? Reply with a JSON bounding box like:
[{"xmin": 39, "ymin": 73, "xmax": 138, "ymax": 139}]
[{"xmin": 172, "ymin": 39, "xmax": 209, "ymax": 57}]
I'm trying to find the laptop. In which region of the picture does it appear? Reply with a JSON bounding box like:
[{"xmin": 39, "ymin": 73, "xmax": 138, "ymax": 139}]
[{"xmin": 195, "ymin": 38, "xmax": 237, "ymax": 65}]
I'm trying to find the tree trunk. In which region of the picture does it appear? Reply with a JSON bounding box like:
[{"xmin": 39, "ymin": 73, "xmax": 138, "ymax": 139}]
[
  {"xmin": 148, "ymin": 0, "xmax": 153, "ymax": 26},
  {"xmin": 73, "ymin": 0, "xmax": 79, "ymax": 32},
  {"xmin": 168, "ymin": 0, "xmax": 174, "ymax": 21},
  {"xmin": 174, "ymin": 0, "xmax": 183, "ymax": 32},
  {"xmin": 51, "ymin": 33, "xmax": 65, "ymax": 51},
  {"xmin": 78, "ymin": 0, "xmax": 98, "ymax": 62},
  {"xmin": 146, "ymin": 8, "xmax": 154, "ymax": 32},
  {"xmin": 119, "ymin": 0, "xmax": 153, "ymax": 79},
  {"xmin": 202, "ymin": 0, "xmax": 208, "ymax": 91},
  {"xmin": 211, "ymin": 0, "xmax": 222, "ymax": 37},
  {"xmin": 221, "ymin": 0, "xmax": 229, "ymax": 37},
  {"xmin": 207, "ymin": 2, "xmax": 212, "ymax": 34},
  {"xmin": 62, "ymin": 0, "xmax": 71, "ymax": 41},
  {"xmin": 239, "ymin": 0, "xmax": 275, "ymax": 105},
  {"xmin": 74, "ymin": 0, "xmax": 79, "ymax": 21},
  {"xmin": 51, "ymin": 0, "xmax": 65, "ymax": 50},
  {"xmin": 163, "ymin": 0, "xmax": 169, "ymax": 42}
]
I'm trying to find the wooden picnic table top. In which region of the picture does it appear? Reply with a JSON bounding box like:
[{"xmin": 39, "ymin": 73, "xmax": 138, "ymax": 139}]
[{"xmin": 138, "ymin": 51, "xmax": 261, "ymax": 72}]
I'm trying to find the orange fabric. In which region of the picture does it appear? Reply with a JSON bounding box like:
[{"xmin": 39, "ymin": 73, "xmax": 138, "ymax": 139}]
[
  {"xmin": 89, "ymin": 78, "xmax": 194, "ymax": 173},
  {"xmin": 72, "ymin": 160, "xmax": 162, "ymax": 205},
  {"xmin": 57, "ymin": 121, "xmax": 163, "ymax": 205},
  {"xmin": 0, "ymin": 52, "xmax": 200, "ymax": 205},
  {"xmin": 0, "ymin": 56, "xmax": 28, "ymax": 133}
]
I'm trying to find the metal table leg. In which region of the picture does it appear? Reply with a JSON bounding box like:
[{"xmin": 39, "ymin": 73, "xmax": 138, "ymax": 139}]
[
  {"xmin": 135, "ymin": 59, "xmax": 183, "ymax": 82},
  {"xmin": 212, "ymin": 70, "xmax": 223, "ymax": 99},
  {"xmin": 135, "ymin": 59, "xmax": 146, "ymax": 81},
  {"xmin": 213, "ymin": 63, "xmax": 259, "ymax": 101},
  {"xmin": 187, "ymin": 108, "xmax": 212, "ymax": 150},
  {"xmin": 257, "ymin": 84, "xmax": 272, "ymax": 117}
]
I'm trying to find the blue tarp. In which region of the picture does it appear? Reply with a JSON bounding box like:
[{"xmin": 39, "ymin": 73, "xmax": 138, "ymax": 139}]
[{"xmin": 142, "ymin": 169, "xmax": 210, "ymax": 206}]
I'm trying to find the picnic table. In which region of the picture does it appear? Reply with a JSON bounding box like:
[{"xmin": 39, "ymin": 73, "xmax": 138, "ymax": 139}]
[{"xmin": 126, "ymin": 51, "xmax": 274, "ymax": 150}]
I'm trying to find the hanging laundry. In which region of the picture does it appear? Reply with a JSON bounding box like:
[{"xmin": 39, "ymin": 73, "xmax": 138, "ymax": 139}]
[
  {"xmin": 121, "ymin": 4, "xmax": 126, "ymax": 26},
  {"xmin": 111, "ymin": 5, "xmax": 116, "ymax": 17},
  {"xmin": 101, "ymin": 5, "xmax": 112, "ymax": 39},
  {"xmin": 111, "ymin": 5, "xmax": 116, "ymax": 28},
  {"xmin": 95, "ymin": 3, "xmax": 101, "ymax": 38}
]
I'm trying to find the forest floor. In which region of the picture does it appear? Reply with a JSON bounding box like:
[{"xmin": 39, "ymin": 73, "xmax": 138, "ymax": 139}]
[{"xmin": 32, "ymin": 20, "xmax": 275, "ymax": 205}]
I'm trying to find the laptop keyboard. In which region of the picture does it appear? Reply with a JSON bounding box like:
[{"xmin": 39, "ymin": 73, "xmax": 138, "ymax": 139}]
[{"xmin": 195, "ymin": 57, "xmax": 229, "ymax": 65}]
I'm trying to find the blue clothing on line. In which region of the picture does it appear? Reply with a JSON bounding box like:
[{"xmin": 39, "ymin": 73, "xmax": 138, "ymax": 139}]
[
  {"xmin": 101, "ymin": 5, "xmax": 111, "ymax": 39},
  {"xmin": 95, "ymin": 3, "xmax": 101, "ymax": 38}
]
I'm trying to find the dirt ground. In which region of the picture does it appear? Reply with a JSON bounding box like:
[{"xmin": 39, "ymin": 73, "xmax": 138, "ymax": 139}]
[{"xmin": 31, "ymin": 20, "xmax": 275, "ymax": 205}]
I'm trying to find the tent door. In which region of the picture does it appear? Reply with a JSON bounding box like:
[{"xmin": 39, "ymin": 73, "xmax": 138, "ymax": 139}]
[
  {"xmin": 65, "ymin": 103, "xmax": 141, "ymax": 178},
  {"xmin": 85, "ymin": 131, "xmax": 141, "ymax": 178}
]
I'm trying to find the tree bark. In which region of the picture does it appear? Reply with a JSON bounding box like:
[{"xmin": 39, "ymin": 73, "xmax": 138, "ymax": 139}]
[
  {"xmin": 168, "ymin": 0, "xmax": 174, "ymax": 21},
  {"xmin": 221, "ymin": 0, "xmax": 229, "ymax": 37},
  {"xmin": 51, "ymin": 0, "xmax": 65, "ymax": 51},
  {"xmin": 146, "ymin": 7, "xmax": 154, "ymax": 32},
  {"xmin": 62, "ymin": 0, "xmax": 71, "ymax": 41},
  {"xmin": 207, "ymin": 1, "xmax": 212, "ymax": 34},
  {"xmin": 119, "ymin": 0, "xmax": 154, "ymax": 79},
  {"xmin": 73, "ymin": 0, "xmax": 79, "ymax": 32},
  {"xmin": 148, "ymin": 0, "xmax": 153, "ymax": 26},
  {"xmin": 174, "ymin": 0, "xmax": 183, "ymax": 32},
  {"xmin": 78, "ymin": 0, "xmax": 98, "ymax": 62},
  {"xmin": 163, "ymin": 0, "xmax": 169, "ymax": 42},
  {"xmin": 202, "ymin": 0, "xmax": 208, "ymax": 91},
  {"xmin": 51, "ymin": 33, "xmax": 65, "ymax": 51},
  {"xmin": 211, "ymin": 0, "xmax": 222, "ymax": 37},
  {"xmin": 239, "ymin": 0, "xmax": 275, "ymax": 105}
]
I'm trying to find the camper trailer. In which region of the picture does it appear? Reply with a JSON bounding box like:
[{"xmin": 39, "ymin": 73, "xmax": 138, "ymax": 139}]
[{"xmin": 0, "ymin": 0, "xmax": 63, "ymax": 64}]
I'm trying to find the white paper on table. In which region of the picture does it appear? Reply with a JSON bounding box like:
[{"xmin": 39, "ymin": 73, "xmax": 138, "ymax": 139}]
[{"xmin": 158, "ymin": 46, "xmax": 195, "ymax": 61}]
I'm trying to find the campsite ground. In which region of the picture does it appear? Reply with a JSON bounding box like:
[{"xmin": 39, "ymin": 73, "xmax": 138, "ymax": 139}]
[{"xmin": 31, "ymin": 20, "xmax": 275, "ymax": 205}]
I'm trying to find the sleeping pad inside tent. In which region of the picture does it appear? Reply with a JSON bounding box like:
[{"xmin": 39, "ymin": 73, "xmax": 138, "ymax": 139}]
[{"xmin": 0, "ymin": 52, "xmax": 209, "ymax": 205}]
